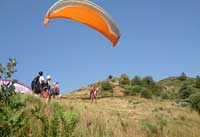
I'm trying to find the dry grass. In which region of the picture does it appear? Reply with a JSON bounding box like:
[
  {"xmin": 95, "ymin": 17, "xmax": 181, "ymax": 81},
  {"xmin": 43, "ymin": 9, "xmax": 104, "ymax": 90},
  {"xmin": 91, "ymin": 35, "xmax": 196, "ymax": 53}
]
[{"xmin": 59, "ymin": 94, "xmax": 200, "ymax": 137}]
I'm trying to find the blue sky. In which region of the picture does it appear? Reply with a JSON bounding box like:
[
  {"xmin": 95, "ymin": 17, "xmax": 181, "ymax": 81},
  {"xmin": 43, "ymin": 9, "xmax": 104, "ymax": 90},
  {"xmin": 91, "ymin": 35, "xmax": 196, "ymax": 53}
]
[{"xmin": 0, "ymin": 0, "xmax": 200, "ymax": 94}]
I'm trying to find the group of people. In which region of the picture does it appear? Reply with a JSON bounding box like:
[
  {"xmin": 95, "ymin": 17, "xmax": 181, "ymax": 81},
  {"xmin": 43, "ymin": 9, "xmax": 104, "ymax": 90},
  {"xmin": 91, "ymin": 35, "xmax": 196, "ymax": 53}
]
[
  {"xmin": 31, "ymin": 71, "xmax": 60, "ymax": 101},
  {"xmin": 31, "ymin": 71, "xmax": 100, "ymax": 103}
]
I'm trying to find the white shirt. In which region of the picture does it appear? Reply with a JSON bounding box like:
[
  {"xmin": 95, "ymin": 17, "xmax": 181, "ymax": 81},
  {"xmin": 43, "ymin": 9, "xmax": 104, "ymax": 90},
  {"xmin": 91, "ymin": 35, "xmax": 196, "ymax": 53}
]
[{"xmin": 39, "ymin": 76, "xmax": 45, "ymax": 84}]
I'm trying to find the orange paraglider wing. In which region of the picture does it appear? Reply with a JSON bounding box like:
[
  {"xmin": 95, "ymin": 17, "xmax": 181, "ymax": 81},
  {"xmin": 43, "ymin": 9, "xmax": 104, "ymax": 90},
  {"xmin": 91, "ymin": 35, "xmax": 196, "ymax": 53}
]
[{"xmin": 44, "ymin": 0, "xmax": 120, "ymax": 46}]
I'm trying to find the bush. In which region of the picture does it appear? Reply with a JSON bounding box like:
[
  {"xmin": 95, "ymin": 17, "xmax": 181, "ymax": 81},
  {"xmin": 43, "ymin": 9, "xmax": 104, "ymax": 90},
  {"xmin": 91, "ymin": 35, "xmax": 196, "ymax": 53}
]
[
  {"xmin": 0, "ymin": 94, "xmax": 79, "ymax": 137},
  {"xmin": 110, "ymin": 77, "xmax": 118, "ymax": 83},
  {"xmin": 178, "ymin": 72, "xmax": 187, "ymax": 81},
  {"xmin": 167, "ymin": 90, "xmax": 178, "ymax": 100},
  {"xmin": 195, "ymin": 76, "xmax": 200, "ymax": 88},
  {"xmin": 149, "ymin": 84, "xmax": 163, "ymax": 97},
  {"xmin": 0, "ymin": 80, "xmax": 17, "ymax": 104},
  {"xmin": 141, "ymin": 89, "xmax": 152, "ymax": 99},
  {"xmin": 131, "ymin": 75, "xmax": 142, "ymax": 86},
  {"xmin": 108, "ymin": 75, "xmax": 113, "ymax": 80},
  {"xmin": 162, "ymin": 91, "xmax": 178, "ymax": 100},
  {"xmin": 52, "ymin": 102, "xmax": 79, "ymax": 137},
  {"xmin": 178, "ymin": 83, "xmax": 194, "ymax": 99},
  {"xmin": 0, "ymin": 58, "xmax": 17, "ymax": 104},
  {"xmin": 123, "ymin": 85, "xmax": 143, "ymax": 96},
  {"xmin": 0, "ymin": 59, "xmax": 79, "ymax": 137},
  {"xmin": 119, "ymin": 74, "xmax": 130, "ymax": 85},
  {"xmin": 141, "ymin": 76, "xmax": 154, "ymax": 86},
  {"xmin": 99, "ymin": 80, "xmax": 113, "ymax": 97},
  {"xmin": 161, "ymin": 92, "xmax": 169, "ymax": 99},
  {"xmin": 101, "ymin": 80, "xmax": 112, "ymax": 91},
  {"xmin": 189, "ymin": 92, "xmax": 200, "ymax": 113},
  {"xmin": 99, "ymin": 91, "xmax": 113, "ymax": 98}
]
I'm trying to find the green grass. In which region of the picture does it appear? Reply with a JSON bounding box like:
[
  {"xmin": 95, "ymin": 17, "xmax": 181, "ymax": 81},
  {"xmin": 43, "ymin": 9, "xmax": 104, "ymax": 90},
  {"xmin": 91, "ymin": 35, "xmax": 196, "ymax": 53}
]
[{"xmin": 0, "ymin": 94, "xmax": 79, "ymax": 137}]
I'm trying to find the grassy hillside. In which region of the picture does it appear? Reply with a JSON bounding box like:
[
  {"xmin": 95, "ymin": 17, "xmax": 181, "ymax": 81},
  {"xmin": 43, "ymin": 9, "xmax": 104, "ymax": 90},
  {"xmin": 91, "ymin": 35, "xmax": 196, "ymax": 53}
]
[
  {"xmin": 60, "ymin": 75, "xmax": 200, "ymax": 137},
  {"xmin": 61, "ymin": 95, "xmax": 200, "ymax": 137},
  {"xmin": 0, "ymin": 94, "xmax": 79, "ymax": 137},
  {"xmin": 64, "ymin": 75, "xmax": 199, "ymax": 100},
  {"xmin": 1, "ymin": 74, "xmax": 200, "ymax": 137},
  {"xmin": 158, "ymin": 76, "xmax": 196, "ymax": 93}
]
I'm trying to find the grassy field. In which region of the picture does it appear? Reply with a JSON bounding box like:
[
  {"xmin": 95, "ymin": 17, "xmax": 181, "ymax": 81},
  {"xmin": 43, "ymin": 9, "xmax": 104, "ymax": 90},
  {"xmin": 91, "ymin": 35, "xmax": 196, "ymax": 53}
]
[
  {"xmin": 60, "ymin": 93, "xmax": 200, "ymax": 137},
  {"xmin": 1, "ymin": 78, "xmax": 200, "ymax": 137},
  {"xmin": 1, "ymin": 92, "xmax": 200, "ymax": 137}
]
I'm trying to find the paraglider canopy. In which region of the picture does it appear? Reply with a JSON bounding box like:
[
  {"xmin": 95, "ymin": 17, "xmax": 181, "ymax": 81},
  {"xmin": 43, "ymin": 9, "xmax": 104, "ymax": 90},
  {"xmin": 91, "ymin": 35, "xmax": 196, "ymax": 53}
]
[{"xmin": 44, "ymin": 0, "xmax": 120, "ymax": 46}]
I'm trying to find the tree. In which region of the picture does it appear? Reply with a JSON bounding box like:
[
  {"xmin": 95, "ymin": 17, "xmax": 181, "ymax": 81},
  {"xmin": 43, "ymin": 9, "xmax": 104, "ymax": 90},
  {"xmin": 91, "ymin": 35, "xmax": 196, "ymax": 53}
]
[
  {"xmin": 101, "ymin": 80, "xmax": 112, "ymax": 91},
  {"xmin": 178, "ymin": 83, "xmax": 193, "ymax": 99},
  {"xmin": 0, "ymin": 58, "xmax": 17, "ymax": 104},
  {"xmin": 141, "ymin": 88, "xmax": 152, "ymax": 99},
  {"xmin": 123, "ymin": 85, "xmax": 143, "ymax": 96},
  {"xmin": 178, "ymin": 72, "xmax": 187, "ymax": 81},
  {"xmin": 189, "ymin": 92, "xmax": 200, "ymax": 113},
  {"xmin": 195, "ymin": 76, "xmax": 200, "ymax": 89},
  {"xmin": 119, "ymin": 74, "xmax": 130, "ymax": 85},
  {"xmin": 131, "ymin": 75, "xmax": 141, "ymax": 85},
  {"xmin": 0, "ymin": 58, "xmax": 17, "ymax": 79},
  {"xmin": 142, "ymin": 76, "xmax": 154, "ymax": 86},
  {"xmin": 108, "ymin": 75, "xmax": 113, "ymax": 80}
]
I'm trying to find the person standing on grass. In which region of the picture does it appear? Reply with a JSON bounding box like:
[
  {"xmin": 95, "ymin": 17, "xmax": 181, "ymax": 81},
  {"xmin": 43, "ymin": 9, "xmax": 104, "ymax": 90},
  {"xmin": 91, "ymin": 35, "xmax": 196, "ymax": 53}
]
[
  {"xmin": 46, "ymin": 75, "xmax": 51, "ymax": 102},
  {"xmin": 89, "ymin": 85, "xmax": 99, "ymax": 104},
  {"xmin": 31, "ymin": 71, "xmax": 44, "ymax": 96}
]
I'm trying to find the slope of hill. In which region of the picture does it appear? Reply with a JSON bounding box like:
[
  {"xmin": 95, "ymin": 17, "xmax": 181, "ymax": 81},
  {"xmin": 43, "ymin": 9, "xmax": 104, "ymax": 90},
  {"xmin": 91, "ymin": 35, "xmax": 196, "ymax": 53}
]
[
  {"xmin": 1, "ymin": 75, "xmax": 200, "ymax": 137},
  {"xmin": 60, "ymin": 95, "xmax": 200, "ymax": 137},
  {"xmin": 60, "ymin": 77, "xmax": 200, "ymax": 137},
  {"xmin": 62, "ymin": 80, "xmax": 124, "ymax": 99},
  {"xmin": 159, "ymin": 76, "xmax": 195, "ymax": 92}
]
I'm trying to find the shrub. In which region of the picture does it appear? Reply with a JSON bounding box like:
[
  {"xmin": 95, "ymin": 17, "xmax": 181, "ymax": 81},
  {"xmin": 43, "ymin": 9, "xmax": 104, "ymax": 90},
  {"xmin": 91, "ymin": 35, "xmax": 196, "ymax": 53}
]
[
  {"xmin": 101, "ymin": 80, "xmax": 112, "ymax": 91},
  {"xmin": 99, "ymin": 80, "xmax": 113, "ymax": 97},
  {"xmin": 0, "ymin": 58, "xmax": 17, "ymax": 104},
  {"xmin": 0, "ymin": 59, "xmax": 79, "ymax": 137},
  {"xmin": 119, "ymin": 74, "xmax": 130, "ymax": 85},
  {"xmin": 141, "ymin": 88, "xmax": 152, "ymax": 99},
  {"xmin": 110, "ymin": 77, "xmax": 118, "ymax": 83},
  {"xmin": 195, "ymin": 76, "xmax": 200, "ymax": 88},
  {"xmin": 167, "ymin": 90, "xmax": 178, "ymax": 100},
  {"xmin": 161, "ymin": 92, "xmax": 169, "ymax": 99},
  {"xmin": 108, "ymin": 75, "xmax": 113, "ymax": 80},
  {"xmin": 149, "ymin": 84, "xmax": 163, "ymax": 97},
  {"xmin": 123, "ymin": 85, "xmax": 142, "ymax": 96},
  {"xmin": 0, "ymin": 58, "xmax": 17, "ymax": 79},
  {"xmin": 178, "ymin": 83, "xmax": 193, "ymax": 99},
  {"xmin": 178, "ymin": 72, "xmax": 187, "ymax": 81},
  {"xmin": 131, "ymin": 75, "xmax": 142, "ymax": 86},
  {"xmin": 0, "ymin": 80, "xmax": 17, "ymax": 104},
  {"xmin": 189, "ymin": 92, "xmax": 200, "ymax": 113},
  {"xmin": 141, "ymin": 76, "xmax": 154, "ymax": 86},
  {"xmin": 0, "ymin": 94, "xmax": 79, "ymax": 137},
  {"xmin": 99, "ymin": 91, "xmax": 113, "ymax": 98}
]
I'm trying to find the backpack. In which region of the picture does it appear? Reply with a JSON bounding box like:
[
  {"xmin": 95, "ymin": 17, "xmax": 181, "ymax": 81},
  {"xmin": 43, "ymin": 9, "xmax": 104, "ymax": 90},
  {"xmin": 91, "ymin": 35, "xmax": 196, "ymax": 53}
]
[{"xmin": 31, "ymin": 76, "xmax": 40, "ymax": 91}]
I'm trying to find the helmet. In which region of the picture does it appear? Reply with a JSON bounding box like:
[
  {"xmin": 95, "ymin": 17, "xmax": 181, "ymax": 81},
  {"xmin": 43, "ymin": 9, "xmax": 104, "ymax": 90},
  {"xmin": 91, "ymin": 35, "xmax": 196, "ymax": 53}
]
[
  {"xmin": 47, "ymin": 75, "xmax": 51, "ymax": 80},
  {"xmin": 39, "ymin": 71, "xmax": 43, "ymax": 76}
]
